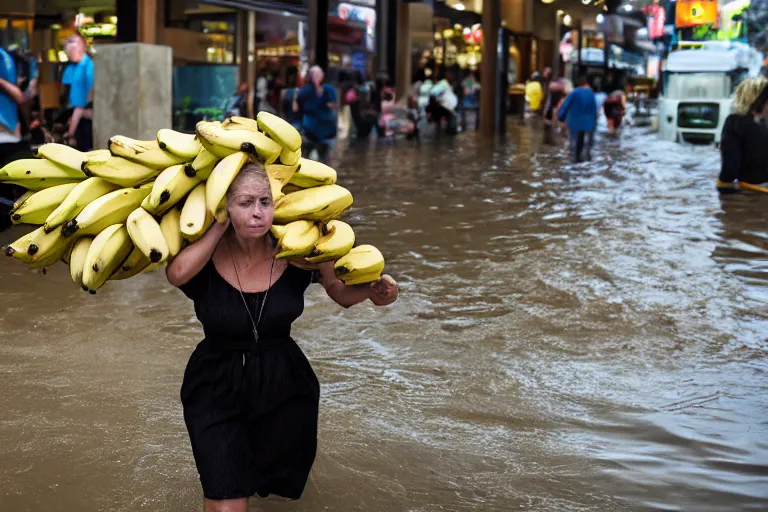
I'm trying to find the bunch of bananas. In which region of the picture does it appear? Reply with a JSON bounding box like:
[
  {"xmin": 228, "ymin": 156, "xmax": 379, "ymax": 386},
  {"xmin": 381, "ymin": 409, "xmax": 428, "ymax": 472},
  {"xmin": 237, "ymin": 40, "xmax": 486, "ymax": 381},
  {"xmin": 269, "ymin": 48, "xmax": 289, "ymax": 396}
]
[{"xmin": 1, "ymin": 112, "xmax": 386, "ymax": 293}]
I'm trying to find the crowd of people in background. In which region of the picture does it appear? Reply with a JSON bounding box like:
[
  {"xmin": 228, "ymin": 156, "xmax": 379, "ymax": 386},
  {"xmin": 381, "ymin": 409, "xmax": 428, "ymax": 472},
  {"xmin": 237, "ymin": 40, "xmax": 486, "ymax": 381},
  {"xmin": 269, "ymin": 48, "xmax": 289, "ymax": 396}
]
[
  {"xmin": 0, "ymin": 34, "xmax": 95, "ymax": 230},
  {"xmin": 524, "ymin": 66, "xmax": 631, "ymax": 163}
]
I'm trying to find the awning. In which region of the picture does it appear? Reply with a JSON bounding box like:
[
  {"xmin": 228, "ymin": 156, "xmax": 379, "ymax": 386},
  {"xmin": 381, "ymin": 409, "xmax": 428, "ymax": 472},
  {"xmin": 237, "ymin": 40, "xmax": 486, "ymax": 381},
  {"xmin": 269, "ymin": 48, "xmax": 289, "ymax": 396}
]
[{"xmin": 202, "ymin": 0, "xmax": 309, "ymax": 18}]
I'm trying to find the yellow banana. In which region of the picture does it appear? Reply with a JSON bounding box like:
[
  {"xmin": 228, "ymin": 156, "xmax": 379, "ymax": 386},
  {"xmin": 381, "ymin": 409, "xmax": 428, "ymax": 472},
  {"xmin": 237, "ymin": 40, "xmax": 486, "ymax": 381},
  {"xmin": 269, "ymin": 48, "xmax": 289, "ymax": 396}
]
[
  {"xmin": 28, "ymin": 236, "xmax": 73, "ymax": 269},
  {"xmin": 141, "ymin": 164, "xmax": 200, "ymax": 216},
  {"xmin": 334, "ymin": 244, "xmax": 385, "ymax": 285},
  {"xmin": 157, "ymin": 129, "xmax": 202, "ymax": 159},
  {"xmin": 196, "ymin": 121, "xmax": 281, "ymax": 164},
  {"xmin": 275, "ymin": 220, "xmax": 321, "ymax": 259},
  {"xmin": 86, "ymin": 149, "xmax": 112, "ymax": 161},
  {"xmin": 305, "ymin": 220, "xmax": 355, "ymax": 263},
  {"xmin": 159, "ymin": 205, "xmax": 183, "ymax": 258},
  {"xmin": 191, "ymin": 147, "xmax": 219, "ymax": 179},
  {"xmin": 68, "ymin": 237, "xmax": 93, "ymax": 288},
  {"xmin": 126, "ymin": 207, "xmax": 170, "ymax": 263},
  {"xmin": 82, "ymin": 224, "xmax": 133, "ymax": 293},
  {"xmin": 257, "ymin": 111, "xmax": 302, "ymax": 152},
  {"xmin": 279, "ymin": 146, "xmax": 301, "ymax": 167},
  {"xmin": 180, "ymin": 182, "xmax": 212, "ymax": 242},
  {"xmin": 44, "ymin": 177, "xmax": 120, "ymax": 233},
  {"xmin": 9, "ymin": 182, "xmax": 78, "ymax": 225},
  {"xmin": 62, "ymin": 183, "xmax": 152, "ymax": 237},
  {"xmin": 109, "ymin": 246, "xmax": 152, "ymax": 281},
  {"xmin": 288, "ymin": 158, "xmax": 337, "ymax": 188},
  {"xmin": 222, "ymin": 116, "xmax": 259, "ymax": 132},
  {"xmin": 266, "ymin": 163, "xmax": 298, "ymax": 198},
  {"xmin": 269, "ymin": 176, "xmax": 285, "ymax": 205},
  {"xmin": 5, "ymin": 225, "xmax": 69, "ymax": 265},
  {"xmin": 108, "ymin": 135, "xmax": 188, "ymax": 169},
  {"xmin": 35, "ymin": 143, "xmax": 90, "ymax": 174},
  {"xmin": 205, "ymin": 152, "xmax": 248, "ymax": 220},
  {"xmin": 82, "ymin": 155, "xmax": 160, "ymax": 187},
  {"xmin": 273, "ymin": 184, "xmax": 353, "ymax": 223},
  {"xmin": 270, "ymin": 224, "xmax": 288, "ymax": 239},
  {"xmin": 0, "ymin": 158, "xmax": 85, "ymax": 188}
]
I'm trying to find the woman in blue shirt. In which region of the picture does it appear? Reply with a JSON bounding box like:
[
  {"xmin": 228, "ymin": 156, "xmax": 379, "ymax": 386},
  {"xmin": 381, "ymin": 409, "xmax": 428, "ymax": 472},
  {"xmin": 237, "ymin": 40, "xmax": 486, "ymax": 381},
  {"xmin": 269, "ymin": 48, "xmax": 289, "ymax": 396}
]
[{"xmin": 293, "ymin": 66, "xmax": 337, "ymax": 163}]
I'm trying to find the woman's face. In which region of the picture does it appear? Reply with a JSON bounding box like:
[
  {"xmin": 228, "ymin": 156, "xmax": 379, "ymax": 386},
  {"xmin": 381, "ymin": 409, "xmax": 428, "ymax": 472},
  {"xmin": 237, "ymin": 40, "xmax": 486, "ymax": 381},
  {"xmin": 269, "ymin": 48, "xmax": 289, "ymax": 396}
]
[{"xmin": 227, "ymin": 178, "xmax": 274, "ymax": 239}]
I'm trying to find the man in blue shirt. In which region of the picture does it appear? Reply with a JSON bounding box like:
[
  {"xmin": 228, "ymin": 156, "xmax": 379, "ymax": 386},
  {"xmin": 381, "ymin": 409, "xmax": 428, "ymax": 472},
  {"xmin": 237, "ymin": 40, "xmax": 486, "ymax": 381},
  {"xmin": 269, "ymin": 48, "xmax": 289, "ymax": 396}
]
[
  {"xmin": 0, "ymin": 46, "xmax": 34, "ymax": 230},
  {"xmin": 294, "ymin": 65, "xmax": 338, "ymax": 163},
  {"xmin": 62, "ymin": 34, "xmax": 94, "ymax": 151},
  {"xmin": 558, "ymin": 77, "xmax": 598, "ymax": 163}
]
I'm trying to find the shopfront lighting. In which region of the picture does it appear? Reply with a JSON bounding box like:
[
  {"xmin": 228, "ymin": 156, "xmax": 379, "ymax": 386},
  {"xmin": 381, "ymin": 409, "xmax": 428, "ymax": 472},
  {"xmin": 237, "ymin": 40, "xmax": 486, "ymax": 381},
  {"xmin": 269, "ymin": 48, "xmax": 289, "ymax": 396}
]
[
  {"xmin": 623, "ymin": 4, "xmax": 632, "ymax": 11},
  {"xmin": 596, "ymin": 13, "xmax": 604, "ymax": 23},
  {"xmin": 434, "ymin": 31, "xmax": 442, "ymax": 40},
  {"xmin": 463, "ymin": 27, "xmax": 471, "ymax": 35},
  {"xmin": 454, "ymin": 3, "xmax": 466, "ymax": 10},
  {"xmin": 443, "ymin": 28, "xmax": 455, "ymax": 38},
  {"xmin": 581, "ymin": 0, "xmax": 591, "ymax": 4},
  {"xmin": 563, "ymin": 14, "xmax": 572, "ymax": 26}
]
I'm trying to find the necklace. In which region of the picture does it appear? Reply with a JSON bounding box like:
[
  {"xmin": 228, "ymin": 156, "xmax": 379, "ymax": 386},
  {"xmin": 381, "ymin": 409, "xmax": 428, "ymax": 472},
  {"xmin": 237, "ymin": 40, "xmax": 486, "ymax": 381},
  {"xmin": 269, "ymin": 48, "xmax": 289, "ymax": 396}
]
[{"xmin": 229, "ymin": 240, "xmax": 275, "ymax": 345}]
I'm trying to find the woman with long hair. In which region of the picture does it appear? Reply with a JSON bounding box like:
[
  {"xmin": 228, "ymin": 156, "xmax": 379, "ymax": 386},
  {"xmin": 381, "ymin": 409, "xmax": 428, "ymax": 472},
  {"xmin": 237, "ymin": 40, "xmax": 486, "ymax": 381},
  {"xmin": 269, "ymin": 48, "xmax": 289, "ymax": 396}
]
[{"xmin": 718, "ymin": 76, "xmax": 768, "ymax": 190}]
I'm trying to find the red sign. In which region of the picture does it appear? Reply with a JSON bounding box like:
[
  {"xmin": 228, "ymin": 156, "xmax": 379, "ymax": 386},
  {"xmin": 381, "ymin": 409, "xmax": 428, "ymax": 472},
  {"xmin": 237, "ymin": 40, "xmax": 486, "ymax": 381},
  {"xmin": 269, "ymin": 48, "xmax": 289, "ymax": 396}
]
[{"xmin": 644, "ymin": 5, "xmax": 665, "ymax": 39}]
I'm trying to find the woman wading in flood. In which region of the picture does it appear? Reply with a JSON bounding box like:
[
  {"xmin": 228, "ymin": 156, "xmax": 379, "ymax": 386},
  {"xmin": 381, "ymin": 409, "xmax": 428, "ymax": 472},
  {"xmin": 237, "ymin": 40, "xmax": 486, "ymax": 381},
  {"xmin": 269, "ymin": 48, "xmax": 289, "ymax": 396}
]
[
  {"xmin": 166, "ymin": 162, "xmax": 398, "ymax": 512},
  {"xmin": 717, "ymin": 76, "xmax": 768, "ymax": 190}
]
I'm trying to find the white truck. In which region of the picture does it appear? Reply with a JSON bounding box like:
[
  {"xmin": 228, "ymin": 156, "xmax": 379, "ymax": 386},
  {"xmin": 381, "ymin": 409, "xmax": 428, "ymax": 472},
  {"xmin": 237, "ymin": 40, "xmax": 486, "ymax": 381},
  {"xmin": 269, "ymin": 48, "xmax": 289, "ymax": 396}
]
[{"xmin": 658, "ymin": 41, "xmax": 763, "ymax": 145}]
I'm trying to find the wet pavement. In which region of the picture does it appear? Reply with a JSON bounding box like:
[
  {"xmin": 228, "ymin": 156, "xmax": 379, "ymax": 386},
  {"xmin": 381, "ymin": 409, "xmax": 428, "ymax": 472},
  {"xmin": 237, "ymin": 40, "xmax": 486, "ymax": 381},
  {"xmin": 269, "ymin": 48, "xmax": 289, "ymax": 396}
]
[{"xmin": 1, "ymin": 123, "xmax": 767, "ymax": 511}]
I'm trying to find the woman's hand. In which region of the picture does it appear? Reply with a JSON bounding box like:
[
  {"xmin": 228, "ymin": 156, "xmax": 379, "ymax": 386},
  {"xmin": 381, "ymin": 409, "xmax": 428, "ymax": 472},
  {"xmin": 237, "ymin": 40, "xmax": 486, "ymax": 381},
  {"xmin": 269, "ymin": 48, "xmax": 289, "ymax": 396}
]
[{"xmin": 368, "ymin": 274, "xmax": 398, "ymax": 306}]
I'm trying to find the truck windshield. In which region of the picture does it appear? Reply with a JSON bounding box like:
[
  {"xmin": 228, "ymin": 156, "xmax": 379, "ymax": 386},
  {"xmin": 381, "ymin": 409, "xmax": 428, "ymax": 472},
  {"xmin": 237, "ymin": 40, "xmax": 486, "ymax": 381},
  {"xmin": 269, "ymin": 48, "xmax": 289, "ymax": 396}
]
[{"xmin": 664, "ymin": 73, "xmax": 729, "ymax": 99}]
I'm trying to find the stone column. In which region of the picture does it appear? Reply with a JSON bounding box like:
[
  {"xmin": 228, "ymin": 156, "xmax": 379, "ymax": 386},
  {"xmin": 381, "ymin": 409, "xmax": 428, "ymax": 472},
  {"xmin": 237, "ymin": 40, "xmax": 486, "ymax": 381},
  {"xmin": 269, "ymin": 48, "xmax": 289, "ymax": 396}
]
[
  {"xmin": 395, "ymin": 2, "xmax": 412, "ymax": 100},
  {"xmin": 479, "ymin": 0, "xmax": 501, "ymax": 136},
  {"xmin": 92, "ymin": 44, "xmax": 173, "ymax": 150},
  {"xmin": 138, "ymin": 0, "xmax": 158, "ymax": 44}
]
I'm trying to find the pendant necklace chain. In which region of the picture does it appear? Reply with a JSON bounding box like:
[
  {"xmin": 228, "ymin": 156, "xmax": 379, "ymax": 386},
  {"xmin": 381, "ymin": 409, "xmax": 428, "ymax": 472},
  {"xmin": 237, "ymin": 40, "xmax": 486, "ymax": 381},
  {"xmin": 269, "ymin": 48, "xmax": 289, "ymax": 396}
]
[{"xmin": 229, "ymin": 239, "xmax": 274, "ymax": 345}]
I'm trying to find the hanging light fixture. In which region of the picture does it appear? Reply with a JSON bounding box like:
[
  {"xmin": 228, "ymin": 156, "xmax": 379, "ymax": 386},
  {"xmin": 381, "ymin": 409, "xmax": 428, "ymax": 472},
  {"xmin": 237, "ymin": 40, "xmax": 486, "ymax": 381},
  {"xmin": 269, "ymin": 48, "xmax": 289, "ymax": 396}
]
[{"xmin": 542, "ymin": 0, "xmax": 556, "ymax": 4}]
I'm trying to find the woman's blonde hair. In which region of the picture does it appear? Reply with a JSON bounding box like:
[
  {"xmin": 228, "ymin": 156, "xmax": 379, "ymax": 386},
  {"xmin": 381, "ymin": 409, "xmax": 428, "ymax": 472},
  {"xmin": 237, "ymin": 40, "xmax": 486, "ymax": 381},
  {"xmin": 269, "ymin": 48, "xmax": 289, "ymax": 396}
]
[
  {"xmin": 732, "ymin": 76, "xmax": 768, "ymax": 114},
  {"xmin": 226, "ymin": 161, "xmax": 270, "ymax": 202}
]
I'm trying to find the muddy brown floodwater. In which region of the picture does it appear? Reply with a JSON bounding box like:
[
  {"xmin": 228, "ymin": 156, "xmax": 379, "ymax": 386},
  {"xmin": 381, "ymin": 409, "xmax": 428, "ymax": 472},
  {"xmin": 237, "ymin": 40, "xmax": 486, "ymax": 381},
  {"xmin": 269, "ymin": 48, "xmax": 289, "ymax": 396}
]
[{"xmin": 1, "ymin": 125, "xmax": 767, "ymax": 511}]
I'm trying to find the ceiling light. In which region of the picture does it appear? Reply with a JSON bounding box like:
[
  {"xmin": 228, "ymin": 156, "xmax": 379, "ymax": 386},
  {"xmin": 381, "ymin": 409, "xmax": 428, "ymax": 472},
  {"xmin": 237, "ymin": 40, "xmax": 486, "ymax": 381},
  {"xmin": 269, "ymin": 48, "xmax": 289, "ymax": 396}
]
[
  {"xmin": 454, "ymin": 3, "xmax": 466, "ymax": 10},
  {"xmin": 596, "ymin": 13, "xmax": 604, "ymax": 23},
  {"xmin": 563, "ymin": 14, "xmax": 572, "ymax": 26},
  {"xmin": 623, "ymin": 4, "xmax": 633, "ymax": 10}
]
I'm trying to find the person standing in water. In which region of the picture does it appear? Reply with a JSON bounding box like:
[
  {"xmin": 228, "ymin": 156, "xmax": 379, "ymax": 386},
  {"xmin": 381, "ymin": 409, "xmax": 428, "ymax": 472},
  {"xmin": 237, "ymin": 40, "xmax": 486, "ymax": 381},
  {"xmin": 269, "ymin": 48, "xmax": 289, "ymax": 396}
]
[
  {"xmin": 294, "ymin": 65, "xmax": 338, "ymax": 163},
  {"xmin": 718, "ymin": 76, "xmax": 768, "ymax": 190},
  {"xmin": 558, "ymin": 77, "xmax": 597, "ymax": 163},
  {"xmin": 166, "ymin": 162, "xmax": 398, "ymax": 511}
]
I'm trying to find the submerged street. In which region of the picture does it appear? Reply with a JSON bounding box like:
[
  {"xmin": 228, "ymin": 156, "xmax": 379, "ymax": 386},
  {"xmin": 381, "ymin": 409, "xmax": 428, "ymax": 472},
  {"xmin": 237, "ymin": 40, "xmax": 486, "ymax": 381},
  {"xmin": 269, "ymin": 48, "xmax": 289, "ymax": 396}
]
[{"xmin": 1, "ymin": 124, "xmax": 767, "ymax": 511}]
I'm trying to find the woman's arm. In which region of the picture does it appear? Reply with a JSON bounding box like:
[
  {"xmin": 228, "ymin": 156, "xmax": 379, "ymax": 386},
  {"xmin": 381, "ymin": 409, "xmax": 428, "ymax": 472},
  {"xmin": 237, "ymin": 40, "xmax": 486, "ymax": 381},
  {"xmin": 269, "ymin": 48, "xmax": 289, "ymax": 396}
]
[
  {"xmin": 310, "ymin": 261, "xmax": 398, "ymax": 308},
  {"xmin": 166, "ymin": 220, "xmax": 229, "ymax": 287}
]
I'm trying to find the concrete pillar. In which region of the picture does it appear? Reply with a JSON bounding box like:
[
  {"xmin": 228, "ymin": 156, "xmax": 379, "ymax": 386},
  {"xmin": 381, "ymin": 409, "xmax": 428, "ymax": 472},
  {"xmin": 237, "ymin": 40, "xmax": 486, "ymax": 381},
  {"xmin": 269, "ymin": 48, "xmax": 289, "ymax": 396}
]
[
  {"xmin": 93, "ymin": 44, "xmax": 173, "ymax": 150},
  {"xmin": 395, "ymin": 2, "xmax": 411, "ymax": 100},
  {"xmin": 479, "ymin": 0, "xmax": 500, "ymax": 136}
]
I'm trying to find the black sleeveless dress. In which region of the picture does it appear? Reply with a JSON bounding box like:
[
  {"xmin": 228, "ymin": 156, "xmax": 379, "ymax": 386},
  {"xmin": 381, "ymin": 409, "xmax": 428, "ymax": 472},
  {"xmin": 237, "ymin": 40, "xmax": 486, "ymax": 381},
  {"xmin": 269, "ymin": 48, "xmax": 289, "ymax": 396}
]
[{"xmin": 179, "ymin": 259, "xmax": 320, "ymax": 500}]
